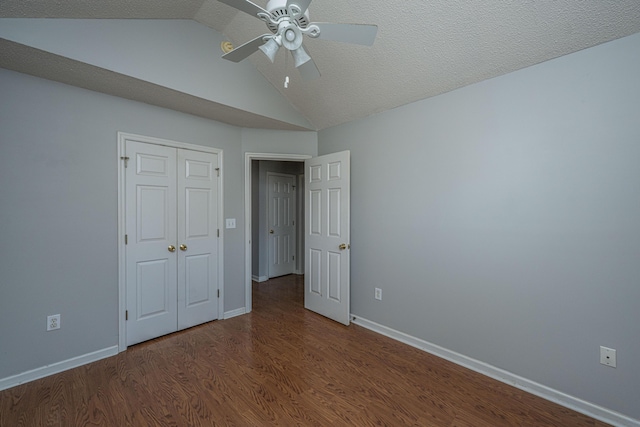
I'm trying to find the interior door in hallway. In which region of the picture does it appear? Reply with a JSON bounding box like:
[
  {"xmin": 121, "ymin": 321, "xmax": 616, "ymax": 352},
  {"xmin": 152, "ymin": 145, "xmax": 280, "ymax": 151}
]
[
  {"xmin": 268, "ymin": 173, "xmax": 296, "ymax": 278},
  {"xmin": 125, "ymin": 140, "xmax": 220, "ymax": 346},
  {"xmin": 304, "ymin": 151, "xmax": 350, "ymax": 325}
]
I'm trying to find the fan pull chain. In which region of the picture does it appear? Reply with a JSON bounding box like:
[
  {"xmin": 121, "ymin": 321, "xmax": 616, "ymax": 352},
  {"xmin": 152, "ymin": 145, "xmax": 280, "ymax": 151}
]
[{"xmin": 284, "ymin": 48, "xmax": 290, "ymax": 89}]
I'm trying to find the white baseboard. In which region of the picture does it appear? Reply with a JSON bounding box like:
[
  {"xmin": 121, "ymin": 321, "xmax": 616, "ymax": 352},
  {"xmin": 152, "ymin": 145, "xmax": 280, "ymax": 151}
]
[
  {"xmin": 224, "ymin": 307, "xmax": 246, "ymax": 319},
  {"xmin": 0, "ymin": 345, "xmax": 118, "ymax": 392},
  {"xmin": 351, "ymin": 315, "xmax": 639, "ymax": 427},
  {"xmin": 0, "ymin": 306, "xmax": 249, "ymax": 391},
  {"xmin": 251, "ymin": 275, "xmax": 268, "ymax": 283}
]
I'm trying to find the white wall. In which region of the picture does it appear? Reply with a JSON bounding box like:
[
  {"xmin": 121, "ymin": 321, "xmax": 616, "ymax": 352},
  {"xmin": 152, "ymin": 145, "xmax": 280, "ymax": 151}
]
[
  {"xmin": 0, "ymin": 68, "xmax": 317, "ymax": 384},
  {"xmin": 318, "ymin": 33, "xmax": 640, "ymax": 421}
]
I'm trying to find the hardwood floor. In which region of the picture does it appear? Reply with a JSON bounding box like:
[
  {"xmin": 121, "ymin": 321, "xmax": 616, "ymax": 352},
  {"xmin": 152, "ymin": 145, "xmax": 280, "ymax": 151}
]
[{"xmin": 1, "ymin": 274, "xmax": 610, "ymax": 426}]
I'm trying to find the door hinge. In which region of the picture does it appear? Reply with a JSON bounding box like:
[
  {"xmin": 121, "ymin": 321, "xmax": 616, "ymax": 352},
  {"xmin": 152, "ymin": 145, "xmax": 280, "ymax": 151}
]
[
  {"xmin": 293, "ymin": 220, "xmax": 295, "ymax": 226},
  {"xmin": 125, "ymin": 234, "xmax": 128, "ymax": 245},
  {"xmin": 217, "ymin": 229, "xmax": 220, "ymax": 237},
  {"xmin": 292, "ymin": 255, "xmax": 295, "ymax": 261},
  {"xmin": 217, "ymin": 289, "xmax": 220, "ymax": 298},
  {"xmin": 120, "ymin": 156, "xmax": 130, "ymax": 168},
  {"xmin": 125, "ymin": 310, "xmax": 128, "ymax": 321},
  {"xmin": 215, "ymin": 167, "xmax": 220, "ymax": 177}
]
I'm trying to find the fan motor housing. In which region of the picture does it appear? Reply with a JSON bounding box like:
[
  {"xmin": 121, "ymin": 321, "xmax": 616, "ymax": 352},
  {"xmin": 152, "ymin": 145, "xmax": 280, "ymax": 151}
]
[{"xmin": 265, "ymin": 0, "xmax": 310, "ymax": 32}]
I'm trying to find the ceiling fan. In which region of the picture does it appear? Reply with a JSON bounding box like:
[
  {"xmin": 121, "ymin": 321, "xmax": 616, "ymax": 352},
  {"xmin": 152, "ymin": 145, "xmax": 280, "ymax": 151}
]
[{"xmin": 219, "ymin": 0, "xmax": 378, "ymax": 81}]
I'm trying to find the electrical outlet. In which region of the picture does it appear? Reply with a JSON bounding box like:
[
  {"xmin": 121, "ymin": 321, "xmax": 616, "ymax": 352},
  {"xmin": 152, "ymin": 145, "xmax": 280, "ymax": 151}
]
[
  {"xmin": 375, "ymin": 288, "xmax": 382, "ymax": 301},
  {"xmin": 47, "ymin": 314, "xmax": 61, "ymax": 331},
  {"xmin": 600, "ymin": 346, "xmax": 616, "ymax": 368}
]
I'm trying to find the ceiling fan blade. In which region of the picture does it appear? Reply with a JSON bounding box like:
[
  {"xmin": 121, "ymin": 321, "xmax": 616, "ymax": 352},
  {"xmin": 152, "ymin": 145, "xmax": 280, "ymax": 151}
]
[
  {"xmin": 222, "ymin": 35, "xmax": 270, "ymax": 62},
  {"xmin": 286, "ymin": 0, "xmax": 312, "ymax": 16},
  {"xmin": 218, "ymin": 0, "xmax": 269, "ymax": 19},
  {"xmin": 297, "ymin": 50, "xmax": 320, "ymax": 81},
  {"xmin": 312, "ymin": 23, "xmax": 378, "ymax": 46}
]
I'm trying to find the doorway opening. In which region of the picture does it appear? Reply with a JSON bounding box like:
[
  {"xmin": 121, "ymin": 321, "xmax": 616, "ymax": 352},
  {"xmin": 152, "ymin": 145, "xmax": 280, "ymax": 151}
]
[{"xmin": 244, "ymin": 153, "xmax": 311, "ymax": 313}]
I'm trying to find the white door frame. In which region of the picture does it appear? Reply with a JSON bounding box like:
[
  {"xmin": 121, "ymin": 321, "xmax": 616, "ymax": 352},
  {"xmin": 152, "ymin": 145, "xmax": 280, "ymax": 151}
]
[
  {"xmin": 296, "ymin": 174, "xmax": 305, "ymax": 275},
  {"xmin": 118, "ymin": 132, "xmax": 224, "ymax": 352},
  {"xmin": 244, "ymin": 153, "xmax": 311, "ymax": 313}
]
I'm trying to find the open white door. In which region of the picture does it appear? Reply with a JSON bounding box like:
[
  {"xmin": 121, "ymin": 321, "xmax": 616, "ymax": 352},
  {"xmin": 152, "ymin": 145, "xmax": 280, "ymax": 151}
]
[{"xmin": 304, "ymin": 151, "xmax": 350, "ymax": 325}]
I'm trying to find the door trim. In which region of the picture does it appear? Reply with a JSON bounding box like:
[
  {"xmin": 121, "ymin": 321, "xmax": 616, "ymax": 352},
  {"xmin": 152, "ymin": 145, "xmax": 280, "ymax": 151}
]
[
  {"xmin": 117, "ymin": 132, "xmax": 224, "ymax": 352},
  {"xmin": 244, "ymin": 153, "xmax": 311, "ymax": 313},
  {"xmin": 296, "ymin": 174, "xmax": 305, "ymax": 275}
]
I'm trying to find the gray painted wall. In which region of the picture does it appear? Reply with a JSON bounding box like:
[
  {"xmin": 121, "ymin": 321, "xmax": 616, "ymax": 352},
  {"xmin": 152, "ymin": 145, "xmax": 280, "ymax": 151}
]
[
  {"xmin": 318, "ymin": 33, "xmax": 640, "ymax": 420},
  {"xmin": 0, "ymin": 68, "xmax": 316, "ymax": 380},
  {"xmin": 241, "ymin": 128, "xmax": 317, "ymax": 155}
]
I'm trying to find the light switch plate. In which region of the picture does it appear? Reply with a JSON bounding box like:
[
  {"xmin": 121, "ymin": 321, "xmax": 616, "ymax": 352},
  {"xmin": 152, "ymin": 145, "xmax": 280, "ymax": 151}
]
[{"xmin": 225, "ymin": 218, "xmax": 236, "ymax": 229}]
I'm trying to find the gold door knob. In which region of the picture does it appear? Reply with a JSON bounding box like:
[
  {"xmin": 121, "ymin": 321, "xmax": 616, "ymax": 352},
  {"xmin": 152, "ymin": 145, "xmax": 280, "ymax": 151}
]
[
  {"xmin": 339, "ymin": 243, "xmax": 347, "ymax": 250},
  {"xmin": 180, "ymin": 244, "xmax": 187, "ymax": 251},
  {"xmin": 168, "ymin": 245, "xmax": 176, "ymax": 252},
  {"xmin": 269, "ymin": 230, "xmax": 274, "ymax": 234}
]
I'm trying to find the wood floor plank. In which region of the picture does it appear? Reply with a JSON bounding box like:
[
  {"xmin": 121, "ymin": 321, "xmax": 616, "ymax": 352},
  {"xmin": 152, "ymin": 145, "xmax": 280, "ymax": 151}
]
[{"xmin": 0, "ymin": 274, "xmax": 612, "ymax": 426}]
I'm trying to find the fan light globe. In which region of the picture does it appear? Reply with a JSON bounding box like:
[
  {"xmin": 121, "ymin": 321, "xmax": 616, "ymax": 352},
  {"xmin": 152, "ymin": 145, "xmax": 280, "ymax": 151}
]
[
  {"xmin": 291, "ymin": 45, "xmax": 311, "ymax": 68},
  {"xmin": 259, "ymin": 37, "xmax": 281, "ymax": 62},
  {"xmin": 285, "ymin": 29, "xmax": 296, "ymax": 41},
  {"xmin": 281, "ymin": 23, "xmax": 303, "ymax": 51}
]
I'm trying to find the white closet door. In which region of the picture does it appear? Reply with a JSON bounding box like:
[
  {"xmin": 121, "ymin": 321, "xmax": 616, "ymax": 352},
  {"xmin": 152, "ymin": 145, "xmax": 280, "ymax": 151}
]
[
  {"xmin": 125, "ymin": 141, "xmax": 220, "ymax": 346},
  {"xmin": 125, "ymin": 141, "xmax": 178, "ymax": 346},
  {"xmin": 177, "ymin": 149, "xmax": 220, "ymax": 329}
]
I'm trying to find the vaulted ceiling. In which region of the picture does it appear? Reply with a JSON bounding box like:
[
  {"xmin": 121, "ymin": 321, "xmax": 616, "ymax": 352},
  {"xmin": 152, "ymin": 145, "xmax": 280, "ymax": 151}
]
[{"xmin": 2, "ymin": 0, "xmax": 640, "ymax": 130}]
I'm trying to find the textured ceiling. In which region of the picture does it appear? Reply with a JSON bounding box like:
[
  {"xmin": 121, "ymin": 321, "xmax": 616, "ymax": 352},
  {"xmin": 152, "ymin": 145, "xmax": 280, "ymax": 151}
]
[{"xmin": 2, "ymin": 0, "xmax": 640, "ymax": 130}]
